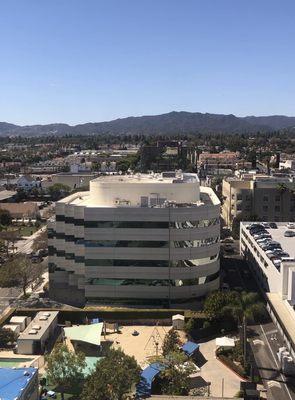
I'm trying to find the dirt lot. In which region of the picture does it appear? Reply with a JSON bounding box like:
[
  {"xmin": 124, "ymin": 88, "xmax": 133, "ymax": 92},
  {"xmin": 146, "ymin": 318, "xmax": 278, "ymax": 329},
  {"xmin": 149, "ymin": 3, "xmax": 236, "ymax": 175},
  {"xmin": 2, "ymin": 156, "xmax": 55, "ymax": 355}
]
[{"xmin": 107, "ymin": 325, "xmax": 186, "ymax": 368}]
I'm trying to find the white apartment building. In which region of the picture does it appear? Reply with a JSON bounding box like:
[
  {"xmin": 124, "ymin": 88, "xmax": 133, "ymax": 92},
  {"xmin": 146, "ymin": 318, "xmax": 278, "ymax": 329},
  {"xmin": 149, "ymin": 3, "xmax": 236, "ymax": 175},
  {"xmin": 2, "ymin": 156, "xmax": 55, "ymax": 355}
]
[
  {"xmin": 48, "ymin": 172, "xmax": 220, "ymax": 306},
  {"xmin": 240, "ymin": 222, "xmax": 295, "ymax": 363}
]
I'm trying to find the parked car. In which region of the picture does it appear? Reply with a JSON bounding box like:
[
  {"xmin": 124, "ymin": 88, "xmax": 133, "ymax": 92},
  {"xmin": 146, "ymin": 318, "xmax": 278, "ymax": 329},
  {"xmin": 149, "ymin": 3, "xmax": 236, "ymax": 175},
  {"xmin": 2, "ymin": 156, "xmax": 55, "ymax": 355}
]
[
  {"xmin": 269, "ymin": 222, "xmax": 278, "ymax": 229},
  {"xmin": 31, "ymin": 255, "xmax": 43, "ymax": 263},
  {"xmin": 284, "ymin": 230, "xmax": 295, "ymax": 237},
  {"xmin": 39, "ymin": 248, "xmax": 48, "ymax": 257},
  {"xmin": 287, "ymin": 223, "xmax": 295, "ymax": 229},
  {"xmin": 220, "ymin": 237, "xmax": 234, "ymax": 243},
  {"xmin": 262, "ymin": 222, "xmax": 271, "ymax": 229}
]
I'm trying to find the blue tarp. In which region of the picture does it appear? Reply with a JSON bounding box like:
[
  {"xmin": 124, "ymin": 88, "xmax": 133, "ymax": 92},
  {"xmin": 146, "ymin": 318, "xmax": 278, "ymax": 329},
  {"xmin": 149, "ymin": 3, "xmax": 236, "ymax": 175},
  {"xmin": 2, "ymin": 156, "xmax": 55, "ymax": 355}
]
[
  {"xmin": 0, "ymin": 367, "xmax": 37, "ymax": 399},
  {"xmin": 182, "ymin": 341, "xmax": 200, "ymax": 356},
  {"xmin": 136, "ymin": 363, "xmax": 165, "ymax": 398}
]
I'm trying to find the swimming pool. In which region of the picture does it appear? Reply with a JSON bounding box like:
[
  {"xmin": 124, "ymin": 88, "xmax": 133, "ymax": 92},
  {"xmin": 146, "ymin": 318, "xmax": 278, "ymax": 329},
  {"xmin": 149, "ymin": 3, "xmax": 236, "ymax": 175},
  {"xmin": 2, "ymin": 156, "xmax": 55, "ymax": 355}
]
[{"xmin": 0, "ymin": 357, "xmax": 33, "ymax": 368}]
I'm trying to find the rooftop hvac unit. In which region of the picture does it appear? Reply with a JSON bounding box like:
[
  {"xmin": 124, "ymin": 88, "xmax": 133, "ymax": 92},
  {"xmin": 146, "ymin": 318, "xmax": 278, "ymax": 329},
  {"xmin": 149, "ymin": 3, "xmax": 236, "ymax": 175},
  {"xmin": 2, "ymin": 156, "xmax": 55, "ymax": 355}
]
[
  {"xmin": 32, "ymin": 325, "xmax": 41, "ymax": 330},
  {"xmin": 28, "ymin": 329, "xmax": 38, "ymax": 335},
  {"xmin": 39, "ymin": 316, "xmax": 48, "ymax": 321},
  {"xmin": 43, "ymin": 312, "xmax": 51, "ymax": 317}
]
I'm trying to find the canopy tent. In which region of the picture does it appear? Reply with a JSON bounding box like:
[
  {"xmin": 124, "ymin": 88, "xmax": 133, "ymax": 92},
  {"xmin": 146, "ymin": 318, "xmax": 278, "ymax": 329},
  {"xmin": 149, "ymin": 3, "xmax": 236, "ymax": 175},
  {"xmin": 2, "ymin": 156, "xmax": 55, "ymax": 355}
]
[
  {"xmin": 216, "ymin": 336, "xmax": 235, "ymax": 348},
  {"xmin": 182, "ymin": 341, "xmax": 200, "ymax": 357},
  {"xmin": 64, "ymin": 322, "xmax": 103, "ymax": 346},
  {"xmin": 136, "ymin": 363, "xmax": 166, "ymax": 398}
]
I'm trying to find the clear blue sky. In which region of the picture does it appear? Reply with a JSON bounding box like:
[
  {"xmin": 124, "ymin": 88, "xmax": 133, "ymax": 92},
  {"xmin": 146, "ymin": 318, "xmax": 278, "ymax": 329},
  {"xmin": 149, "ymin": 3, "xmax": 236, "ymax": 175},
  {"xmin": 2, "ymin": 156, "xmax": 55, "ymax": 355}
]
[{"xmin": 0, "ymin": 0, "xmax": 294, "ymax": 125}]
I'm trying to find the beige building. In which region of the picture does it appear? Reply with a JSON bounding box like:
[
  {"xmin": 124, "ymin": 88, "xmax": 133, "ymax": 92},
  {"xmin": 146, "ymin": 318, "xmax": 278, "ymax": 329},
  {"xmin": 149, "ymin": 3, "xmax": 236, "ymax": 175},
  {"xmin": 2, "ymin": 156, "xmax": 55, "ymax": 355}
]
[
  {"xmin": 0, "ymin": 202, "xmax": 39, "ymax": 219},
  {"xmin": 42, "ymin": 171, "xmax": 99, "ymax": 190},
  {"xmin": 198, "ymin": 151, "xmax": 239, "ymax": 169},
  {"xmin": 49, "ymin": 172, "xmax": 220, "ymax": 307},
  {"xmin": 222, "ymin": 174, "xmax": 295, "ymax": 227},
  {"xmin": 17, "ymin": 311, "xmax": 59, "ymax": 355}
]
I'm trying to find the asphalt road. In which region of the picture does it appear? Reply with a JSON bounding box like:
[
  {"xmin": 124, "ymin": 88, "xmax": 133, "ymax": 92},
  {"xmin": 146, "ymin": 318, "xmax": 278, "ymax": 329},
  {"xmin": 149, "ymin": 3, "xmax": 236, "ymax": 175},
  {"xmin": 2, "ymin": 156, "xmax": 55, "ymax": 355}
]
[
  {"xmin": 221, "ymin": 248, "xmax": 295, "ymax": 400},
  {"xmin": 0, "ymin": 227, "xmax": 48, "ymax": 314}
]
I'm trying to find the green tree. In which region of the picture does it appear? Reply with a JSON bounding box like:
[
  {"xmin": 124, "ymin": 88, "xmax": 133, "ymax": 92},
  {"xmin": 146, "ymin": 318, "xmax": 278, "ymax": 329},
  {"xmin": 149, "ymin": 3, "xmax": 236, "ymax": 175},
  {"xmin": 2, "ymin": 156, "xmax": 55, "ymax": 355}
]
[
  {"xmin": 162, "ymin": 328, "xmax": 180, "ymax": 356},
  {"xmin": 46, "ymin": 343, "xmax": 86, "ymax": 399},
  {"xmin": 0, "ymin": 254, "xmax": 43, "ymax": 295},
  {"xmin": 82, "ymin": 348, "xmax": 141, "ymax": 400},
  {"xmin": 0, "ymin": 209, "xmax": 12, "ymax": 227},
  {"xmin": 204, "ymin": 290, "xmax": 267, "ymax": 326},
  {"xmin": 152, "ymin": 351, "xmax": 195, "ymax": 395},
  {"xmin": 0, "ymin": 327, "xmax": 17, "ymax": 347},
  {"xmin": 48, "ymin": 183, "xmax": 71, "ymax": 200},
  {"xmin": 0, "ymin": 230, "xmax": 20, "ymax": 255},
  {"xmin": 222, "ymin": 291, "xmax": 267, "ymax": 325}
]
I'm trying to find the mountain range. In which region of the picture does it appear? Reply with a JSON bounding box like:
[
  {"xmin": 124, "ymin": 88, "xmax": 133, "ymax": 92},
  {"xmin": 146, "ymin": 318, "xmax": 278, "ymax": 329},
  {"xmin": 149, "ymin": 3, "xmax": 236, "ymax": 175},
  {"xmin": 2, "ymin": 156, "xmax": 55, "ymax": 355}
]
[{"xmin": 1, "ymin": 112, "xmax": 295, "ymax": 137}]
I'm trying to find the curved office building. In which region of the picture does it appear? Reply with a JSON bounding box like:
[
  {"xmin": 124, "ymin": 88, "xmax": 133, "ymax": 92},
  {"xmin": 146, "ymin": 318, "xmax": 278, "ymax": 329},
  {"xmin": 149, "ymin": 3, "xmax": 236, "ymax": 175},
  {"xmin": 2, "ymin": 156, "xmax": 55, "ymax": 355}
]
[{"xmin": 48, "ymin": 172, "xmax": 220, "ymax": 306}]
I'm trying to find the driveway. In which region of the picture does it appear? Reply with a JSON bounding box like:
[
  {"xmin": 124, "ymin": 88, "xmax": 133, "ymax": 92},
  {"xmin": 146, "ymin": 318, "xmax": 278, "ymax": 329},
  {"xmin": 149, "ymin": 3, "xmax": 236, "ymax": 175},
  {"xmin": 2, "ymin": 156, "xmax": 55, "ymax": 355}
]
[{"xmin": 198, "ymin": 339, "xmax": 241, "ymax": 398}]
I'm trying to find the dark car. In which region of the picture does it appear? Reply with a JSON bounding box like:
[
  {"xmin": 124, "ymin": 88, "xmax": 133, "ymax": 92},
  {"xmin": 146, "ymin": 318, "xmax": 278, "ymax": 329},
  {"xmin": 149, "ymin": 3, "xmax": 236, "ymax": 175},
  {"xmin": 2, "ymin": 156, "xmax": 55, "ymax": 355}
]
[
  {"xmin": 269, "ymin": 222, "xmax": 278, "ymax": 229},
  {"xmin": 284, "ymin": 230, "xmax": 295, "ymax": 237}
]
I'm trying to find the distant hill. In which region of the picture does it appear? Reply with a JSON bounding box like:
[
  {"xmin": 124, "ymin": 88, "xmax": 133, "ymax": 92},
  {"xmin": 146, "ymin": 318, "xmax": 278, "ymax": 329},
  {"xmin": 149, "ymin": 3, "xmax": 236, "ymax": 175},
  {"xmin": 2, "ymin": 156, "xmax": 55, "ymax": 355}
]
[
  {"xmin": 0, "ymin": 111, "xmax": 295, "ymax": 137},
  {"xmin": 244, "ymin": 115, "xmax": 295, "ymax": 130}
]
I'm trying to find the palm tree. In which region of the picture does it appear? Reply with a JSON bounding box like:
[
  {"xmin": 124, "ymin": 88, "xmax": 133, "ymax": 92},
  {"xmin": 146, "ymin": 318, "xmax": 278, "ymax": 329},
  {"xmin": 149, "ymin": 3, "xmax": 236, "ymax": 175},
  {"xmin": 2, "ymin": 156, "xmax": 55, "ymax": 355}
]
[{"xmin": 223, "ymin": 291, "xmax": 266, "ymax": 366}]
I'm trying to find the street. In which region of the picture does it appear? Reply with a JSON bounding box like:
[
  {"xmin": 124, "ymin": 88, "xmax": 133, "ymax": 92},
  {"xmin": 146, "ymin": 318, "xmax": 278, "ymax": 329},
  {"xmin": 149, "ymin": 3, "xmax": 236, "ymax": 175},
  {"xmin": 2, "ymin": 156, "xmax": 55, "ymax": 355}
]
[
  {"xmin": 0, "ymin": 227, "xmax": 48, "ymax": 314},
  {"xmin": 221, "ymin": 247, "xmax": 295, "ymax": 400}
]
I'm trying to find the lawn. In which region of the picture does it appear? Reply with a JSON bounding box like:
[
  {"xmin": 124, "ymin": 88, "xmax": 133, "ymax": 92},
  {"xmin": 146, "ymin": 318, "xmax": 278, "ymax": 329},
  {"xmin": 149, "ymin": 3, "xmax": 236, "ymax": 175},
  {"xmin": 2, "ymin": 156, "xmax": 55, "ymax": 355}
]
[
  {"xmin": 7, "ymin": 224, "xmax": 44, "ymax": 237},
  {"xmin": 18, "ymin": 225, "xmax": 41, "ymax": 237}
]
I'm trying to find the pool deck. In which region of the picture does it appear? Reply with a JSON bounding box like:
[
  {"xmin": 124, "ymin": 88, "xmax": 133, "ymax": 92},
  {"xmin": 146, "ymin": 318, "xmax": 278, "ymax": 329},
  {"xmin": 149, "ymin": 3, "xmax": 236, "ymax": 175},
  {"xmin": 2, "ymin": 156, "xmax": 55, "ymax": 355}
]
[{"xmin": 0, "ymin": 350, "xmax": 40, "ymax": 368}]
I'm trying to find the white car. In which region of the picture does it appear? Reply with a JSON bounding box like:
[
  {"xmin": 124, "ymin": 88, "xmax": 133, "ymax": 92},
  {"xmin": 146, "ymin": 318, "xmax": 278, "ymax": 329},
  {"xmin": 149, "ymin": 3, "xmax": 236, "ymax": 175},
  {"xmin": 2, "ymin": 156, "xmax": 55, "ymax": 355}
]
[{"xmin": 287, "ymin": 223, "xmax": 295, "ymax": 229}]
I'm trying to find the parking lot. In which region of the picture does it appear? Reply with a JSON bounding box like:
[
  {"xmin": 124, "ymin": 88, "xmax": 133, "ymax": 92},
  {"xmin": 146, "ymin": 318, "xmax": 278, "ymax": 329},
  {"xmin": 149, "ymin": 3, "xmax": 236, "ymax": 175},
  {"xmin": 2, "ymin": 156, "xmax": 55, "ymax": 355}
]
[{"xmin": 221, "ymin": 246, "xmax": 295, "ymax": 400}]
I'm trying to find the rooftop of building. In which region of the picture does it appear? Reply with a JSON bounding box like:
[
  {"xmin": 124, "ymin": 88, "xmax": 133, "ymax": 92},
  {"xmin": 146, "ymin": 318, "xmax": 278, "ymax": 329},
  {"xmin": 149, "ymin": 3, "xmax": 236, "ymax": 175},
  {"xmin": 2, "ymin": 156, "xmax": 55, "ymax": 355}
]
[
  {"xmin": 0, "ymin": 190, "xmax": 17, "ymax": 201},
  {"xmin": 225, "ymin": 171, "xmax": 294, "ymax": 183},
  {"xmin": 91, "ymin": 172, "xmax": 199, "ymax": 185},
  {"xmin": 0, "ymin": 367, "xmax": 37, "ymax": 399},
  {"xmin": 241, "ymin": 222, "xmax": 295, "ymax": 263},
  {"xmin": 18, "ymin": 311, "xmax": 59, "ymax": 341},
  {"xmin": 57, "ymin": 172, "xmax": 220, "ymax": 209}
]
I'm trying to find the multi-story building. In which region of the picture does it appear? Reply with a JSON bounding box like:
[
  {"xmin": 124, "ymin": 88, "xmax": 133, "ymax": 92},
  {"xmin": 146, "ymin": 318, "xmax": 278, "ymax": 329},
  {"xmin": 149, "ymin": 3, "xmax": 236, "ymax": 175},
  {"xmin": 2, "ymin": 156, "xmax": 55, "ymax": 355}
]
[
  {"xmin": 222, "ymin": 173, "xmax": 295, "ymax": 227},
  {"xmin": 240, "ymin": 222, "xmax": 295, "ymax": 367},
  {"xmin": 198, "ymin": 151, "xmax": 239, "ymax": 169},
  {"xmin": 48, "ymin": 172, "xmax": 220, "ymax": 306}
]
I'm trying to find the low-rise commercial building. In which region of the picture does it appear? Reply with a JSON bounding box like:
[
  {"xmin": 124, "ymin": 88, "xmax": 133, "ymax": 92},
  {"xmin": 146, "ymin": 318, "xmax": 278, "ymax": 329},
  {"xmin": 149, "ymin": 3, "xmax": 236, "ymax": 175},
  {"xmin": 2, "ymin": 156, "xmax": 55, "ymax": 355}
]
[
  {"xmin": 47, "ymin": 171, "xmax": 99, "ymax": 190},
  {"xmin": 240, "ymin": 222, "xmax": 295, "ymax": 362},
  {"xmin": 222, "ymin": 174, "xmax": 295, "ymax": 227},
  {"xmin": 49, "ymin": 172, "xmax": 220, "ymax": 306},
  {"xmin": 17, "ymin": 311, "xmax": 59, "ymax": 354},
  {"xmin": 0, "ymin": 201, "xmax": 40, "ymax": 219}
]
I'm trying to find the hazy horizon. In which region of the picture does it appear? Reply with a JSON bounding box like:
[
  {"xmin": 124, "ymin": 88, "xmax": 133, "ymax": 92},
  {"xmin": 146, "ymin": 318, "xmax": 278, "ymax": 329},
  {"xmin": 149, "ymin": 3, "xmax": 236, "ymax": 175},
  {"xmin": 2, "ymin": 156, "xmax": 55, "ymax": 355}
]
[{"xmin": 1, "ymin": 0, "xmax": 295, "ymax": 125}]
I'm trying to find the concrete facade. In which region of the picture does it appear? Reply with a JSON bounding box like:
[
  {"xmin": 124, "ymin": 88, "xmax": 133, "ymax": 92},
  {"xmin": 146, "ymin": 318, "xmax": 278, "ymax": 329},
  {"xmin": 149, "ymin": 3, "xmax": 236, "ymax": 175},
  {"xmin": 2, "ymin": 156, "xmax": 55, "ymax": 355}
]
[
  {"xmin": 49, "ymin": 172, "xmax": 220, "ymax": 306},
  {"xmin": 240, "ymin": 222, "xmax": 295, "ymax": 360},
  {"xmin": 222, "ymin": 175, "xmax": 295, "ymax": 227}
]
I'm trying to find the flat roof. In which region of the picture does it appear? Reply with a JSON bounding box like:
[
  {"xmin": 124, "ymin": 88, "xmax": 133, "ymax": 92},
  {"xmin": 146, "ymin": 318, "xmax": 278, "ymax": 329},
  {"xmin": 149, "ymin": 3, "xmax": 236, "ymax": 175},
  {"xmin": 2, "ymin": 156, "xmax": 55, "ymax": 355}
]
[
  {"xmin": 0, "ymin": 190, "xmax": 17, "ymax": 201},
  {"xmin": 0, "ymin": 367, "xmax": 37, "ymax": 399},
  {"xmin": 91, "ymin": 172, "xmax": 199, "ymax": 185},
  {"xmin": 18, "ymin": 311, "xmax": 59, "ymax": 341},
  {"xmin": 242, "ymin": 222, "xmax": 295, "ymax": 259}
]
